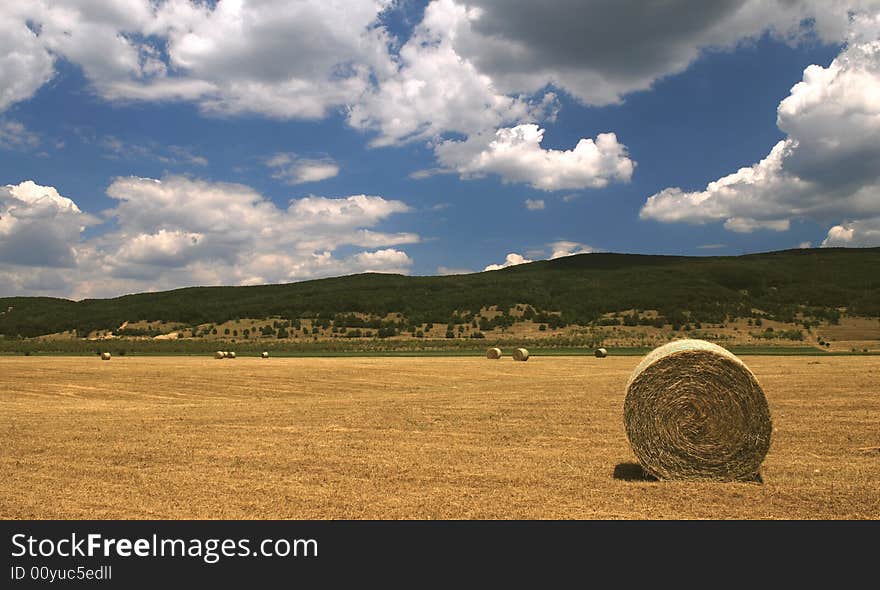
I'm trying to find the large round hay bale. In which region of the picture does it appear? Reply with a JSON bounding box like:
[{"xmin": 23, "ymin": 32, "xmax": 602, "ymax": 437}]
[
  {"xmin": 512, "ymin": 347, "xmax": 529, "ymax": 361},
  {"xmin": 261, "ymin": 351, "xmax": 269, "ymax": 359},
  {"xmin": 101, "ymin": 352, "xmax": 111, "ymax": 361},
  {"xmin": 486, "ymin": 347, "xmax": 502, "ymax": 359},
  {"xmin": 594, "ymin": 347, "xmax": 608, "ymax": 358},
  {"xmin": 624, "ymin": 339, "xmax": 772, "ymax": 481},
  {"xmin": 215, "ymin": 351, "xmax": 225, "ymax": 359},
  {"xmin": 228, "ymin": 351, "xmax": 236, "ymax": 359}
]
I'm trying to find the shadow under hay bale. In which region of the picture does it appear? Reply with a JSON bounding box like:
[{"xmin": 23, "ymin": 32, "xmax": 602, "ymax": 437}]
[
  {"xmin": 613, "ymin": 462, "xmax": 658, "ymax": 482},
  {"xmin": 624, "ymin": 339, "xmax": 772, "ymax": 482},
  {"xmin": 613, "ymin": 462, "xmax": 763, "ymax": 483}
]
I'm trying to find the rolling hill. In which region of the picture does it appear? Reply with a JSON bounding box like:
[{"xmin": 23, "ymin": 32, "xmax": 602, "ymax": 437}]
[{"xmin": 1, "ymin": 248, "xmax": 878, "ymax": 341}]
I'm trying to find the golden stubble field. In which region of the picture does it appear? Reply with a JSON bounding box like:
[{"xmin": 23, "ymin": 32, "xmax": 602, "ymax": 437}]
[{"xmin": 1, "ymin": 355, "xmax": 878, "ymax": 519}]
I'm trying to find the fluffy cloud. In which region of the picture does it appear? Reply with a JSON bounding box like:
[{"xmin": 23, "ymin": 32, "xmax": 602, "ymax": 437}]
[
  {"xmin": 0, "ymin": 1, "xmax": 552, "ymax": 156},
  {"xmin": 482, "ymin": 240, "xmax": 597, "ymax": 270},
  {"xmin": 524, "ymin": 199, "xmax": 545, "ymax": 210},
  {"xmin": 148, "ymin": 0, "xmax": 393, "ymax": 119},
  {"xmin": 347, "ymin": 0, "xmax": 553, "ymax": 146},
  {"xmin": 6, "ymin": 1, "xmax": 875, "ymax": 203},
  {"xmin": 0, "ymin": 0, "xmax": 172, "ymax": 114},
  {"xmin": 266, "ymin": 153, "xmax": 340, "ymax": 185},
  {"xmin": 446, "ymin": 0, "xmax": 880, "ymax": 105},
  {"xmin": 821, "ymin": 217, "xmax": 880, "ymax": 246},
  {"xmin": 1, "ymin": 0, "xmax": 394, "ymax": 119},
  {"xmin": 0, "ymin": 7, "xmax": 55, "ymax": 112},
  {"xmin": 641, "ymin": 34, "xmax": 880, "ymax": 246},
  {"xmin": 3, "ymin": 1, "xmax": 879, "ymax": 126},
  {"xmin": 548, "ymin": 241, "xmax": 595, "ymax": 259},
  {"xmin": 4, "ymin": 2, "xmax": 880, "ymax": 222},
  {"xmin": 0, "ymin": 176, "xmax": 419, "ymax": 297},
  {"xmin": 0, "ymin": 181, "xmax": 97, "ymax": 268},
  {"xmin": 349, "ymin": 249, "xmax": 413, "ymax": 274},
  {"xmin": 483, "ymin": 252, "xmax": 532, "ymax": 271},
  {"xmin": 354, "ymin": 0, "xmax": 878, "ymax": 169},
  {"xmin": 435, "ymin": 124, "xmax": 633, "ymax": 191}
]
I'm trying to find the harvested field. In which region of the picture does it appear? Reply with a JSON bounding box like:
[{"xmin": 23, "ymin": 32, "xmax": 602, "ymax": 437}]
[{"xmin": 1, "ymin": 356, "xmax": 878, "ymax": 519}]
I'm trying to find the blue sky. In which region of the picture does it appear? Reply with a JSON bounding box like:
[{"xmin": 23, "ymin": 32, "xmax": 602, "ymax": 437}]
[{"xmin": 1, "ymin": 1, "xmax": 879, "ymax": 298}]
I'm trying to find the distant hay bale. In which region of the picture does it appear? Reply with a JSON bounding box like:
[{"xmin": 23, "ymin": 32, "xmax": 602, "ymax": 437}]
[
  {"xmin": 215, "ymin": 351, "xmax": 225, "ymax": 359},
  {"xmin": 624, "ymin": 339, "xmax": 772, "ymax": 481},
  {"xmin": 101, "ymin": 352, "xmax": 111, "ymax": 361},
  {"xmin": 595, "ymin": 347, "xmax": 608, "ymax": 358},
  {"xmin": 486, "ymin": 347, "xmax": 502, "ymax": 359},
  {"xmin": 512, "ymin": 347, "xmax": 529, "ymax": 361},
  {"xmin": 261, "ymin": 351, "xmax": 269, "ymax": 359},
  {"xmin": 228, "ymin": 351, "xmax": 236, "ymax": 359}
]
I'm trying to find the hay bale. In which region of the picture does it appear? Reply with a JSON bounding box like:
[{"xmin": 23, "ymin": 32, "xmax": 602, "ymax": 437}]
[
  {"xmin": 595, "ymin": 347, "xmax": 608, "ymax": 358},
  {"xmin": 215, "ymin": 351, "xmax": 225, "ymax": 359},
  {"xmin": 261, "ymin": 351, "xmax": 269, "ymax": 359},
  {"xmin": 512, "ymin": 347, "xmax": 529, "ymax": 361},
  {"xmin": 101, "ymin": 352, "xmax": 111, "ymax": 361},
  {"xmin": 228, "ymin": 351, "xmax": 236, "ymax": 359},
  {"xmin": 624, "ymin": 339, "xmax": 772, "ymax": 481},
  {"xmin": 486, "ymin": 347, "xmax": 502, "ymax": 359}
]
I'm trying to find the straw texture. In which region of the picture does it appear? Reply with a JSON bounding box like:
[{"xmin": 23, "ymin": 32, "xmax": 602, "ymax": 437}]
[
  {"xmin": 512, "ymin": 348, "xmax": 529, "ymax": 361},
  {"xmin": 624, "ymin": 339, "xmax": 772, "ymax": 481}
]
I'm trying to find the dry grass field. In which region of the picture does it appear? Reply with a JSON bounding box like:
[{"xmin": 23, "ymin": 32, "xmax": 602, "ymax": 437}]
[{"xmin": 1, "ymin": 355, "xmax": 878, "ymax": 519}]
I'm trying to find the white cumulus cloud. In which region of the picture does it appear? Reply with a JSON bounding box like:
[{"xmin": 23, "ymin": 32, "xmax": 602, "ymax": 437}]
[
  {"xmin": 0, "ymin": 6, "xmax": 55, "ymax": 112},
  {"xmin": 548, "ymin": 241, "xmax": 595, "ymax": 259},
  {"xmin": 0, "ymin": 181, "xmax": 97, "ymax": 268},
  {"xmin": 435, "ymin": 124, "xmax": 634, "ymax": 191},
  {"xmin": 483, "ymin": 252, "xmax": 532, "ymax": 271},
  {"xmin": 482, "ymin": 239, "xmax": 597, "ymax": 271},
  {"xmin": 3, "ymin": 0, "xmax": 880, "ymax": 136},
  {"xmin": 821, "ymin": 217, "xmax": 880, "ymax": 246},
  {"xmin": 347, "ymin": 0, "xmax": 554, "ymax": 146},
  {"xmin": 641, "ymin": 31, "xmax": 880, "ymax": 246},
  {"xmin": 0, "ymin": 176, "xmax": 419, "ymax": 298},
  {"xmin": 6, "ymin": 0, "xmax": 876, "ymax": 210},
  {"xmin": 0, "ymin": 0, "xmax": 394, "ymax": 120}
]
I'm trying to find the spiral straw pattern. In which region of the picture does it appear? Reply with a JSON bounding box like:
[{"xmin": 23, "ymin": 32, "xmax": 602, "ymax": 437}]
[{"xmin": 624, "ymin": 340, "xmax": 772, "ymax": 481}]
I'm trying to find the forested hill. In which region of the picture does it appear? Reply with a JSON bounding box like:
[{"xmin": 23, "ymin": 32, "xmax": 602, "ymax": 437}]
[{"xmin": 1, "ymin": 248, "xmax": 878, "ymax": 338}]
